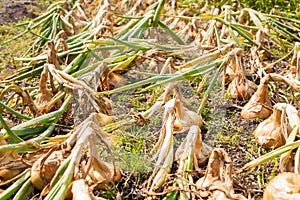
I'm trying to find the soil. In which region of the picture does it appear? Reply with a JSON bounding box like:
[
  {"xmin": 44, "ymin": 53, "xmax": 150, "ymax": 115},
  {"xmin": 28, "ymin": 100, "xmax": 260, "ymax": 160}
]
[{"xmin": 0, "ymin": 0, "xmax": 38, "ymax": 25}]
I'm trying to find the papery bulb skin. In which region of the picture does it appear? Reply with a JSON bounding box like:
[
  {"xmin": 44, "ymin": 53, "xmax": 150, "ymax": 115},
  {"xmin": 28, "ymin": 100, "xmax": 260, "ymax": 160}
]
[
  {"xmin": 253, "ymin": 108, "xmax": 284, "ymax": 148},
  {"xmin": 31, "ymin": 150, "xmax": 67, "ymax": 190},
  {"xmin": 264, "ymin": 172, "xmax": 300, "ymax": 200},
  {"xmin": 241, "ymin": 82, "xmax": 272, "ymax": 119},
  {"xmin": 227, "ymin": 77, "xmax": 257, "ymax": 100}
]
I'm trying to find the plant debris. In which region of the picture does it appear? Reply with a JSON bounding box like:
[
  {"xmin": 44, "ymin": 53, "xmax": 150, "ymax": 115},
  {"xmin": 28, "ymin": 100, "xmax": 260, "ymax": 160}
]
[{"xmin": 0, "ymin": 0, "xmax": 300, "ymax": 199}]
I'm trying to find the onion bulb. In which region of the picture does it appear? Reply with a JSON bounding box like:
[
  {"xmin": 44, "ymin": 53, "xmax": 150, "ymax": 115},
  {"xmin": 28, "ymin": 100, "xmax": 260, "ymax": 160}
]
[
  {"xmin": 175, "ymin": 126, "xmax": 212, "ymax": 169},
  {"xmin": 196, "ymin": 148, "xmax": 247, "ymax": 199},
  {"xmin": 0, "ymin": 134, "xmax": 24, "ymax": 182},
  {"xmin": 85, "ymin": 158, "xmax": 121, "ymax": 189},
  {"xmin": 35, "ymin": 66, "xmax": 53, "ymax": 113},
  {"xmin": 241, "ymin": 80, "xmax": 272, "ymax": 119},
  {"xmin": 264, "ymin": 172, "xmax": 300, "ymax": 200},
  {"xmin": 252, "ymin": 107, "xmax": 284, "ymax": 148},
  {"xmin": 173, "ymin": 99, "xmax": 203, "ymax": 131},
  {"xmin": 31, "ymin": 150, "xmax": 67, "ymax": 190},
  {"xmin": 72, "ymin": 179, "xmax": 92, "ymax": 200},
  {"xmin": 227, "ymin": 76, "xmax": 257, "ymax": 100}
]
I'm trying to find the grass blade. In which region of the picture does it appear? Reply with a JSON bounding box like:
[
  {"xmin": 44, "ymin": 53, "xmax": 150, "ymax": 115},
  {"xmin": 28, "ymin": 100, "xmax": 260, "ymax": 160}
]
[{"xmin": 158, "ymin": 21, "xmax": 185, "ymax": 45}]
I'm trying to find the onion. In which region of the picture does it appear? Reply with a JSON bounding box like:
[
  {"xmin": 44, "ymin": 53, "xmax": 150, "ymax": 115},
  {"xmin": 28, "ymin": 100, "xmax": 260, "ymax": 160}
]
[
  {"xmin": 35, "ymin": 66, "xmax": 54, "ymax": 113},
  {"xmin": 0, "ymin": 169, "xmax": 25, "ymax": 182},
  {"xmin": 226, "ymin": 48, "xmax": 257, "ymax": 100},
  {"xmin": 264, "ymin": 172, "xmax": 300, "ymax": 200},
  {"xmin": 85, "ymin": 158, "xmax": 121, "ymax": 189},
  {"xmin": 72, "ymin": 179, "xmax": 92, "ymax": 200},
  {"xmin": 173, "ymin": 99, "xmax": 203, "ymax": 131},
  {"xmin": 225, "ymin": 65, "xmax": 235, "ymax": 83},
  {"xmin": 252, "ymin": 107, "xmax": 285, "ymax": 148},
  {"xmin": 31, "ymin": 150, "xmax": 67, "ymax": 190},
  {"xmin": 227, "ymin": 76, "xmax": 257, "ymax": 100},
  {"xmin": 241, "ymin": 80, "xmax": 272, "ymax": 119},
  {"xmin": 196, "ymin": 148, "xmax": 247, "ymax": 199},
  {"xmin": 0, "ymin": 134, "xmax": 24, "ymax": 182},
  {"xmin": 175, "ymin": 125, "xmax": 212, "ymax": 171}
]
